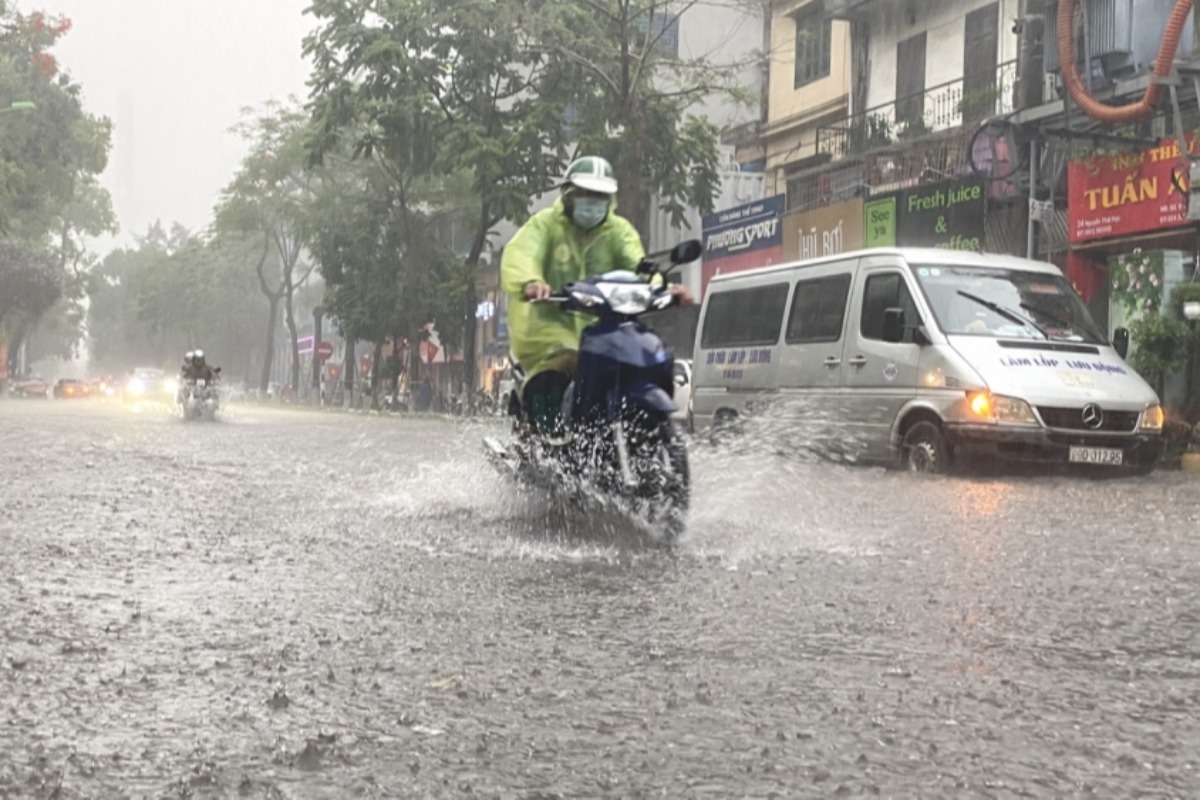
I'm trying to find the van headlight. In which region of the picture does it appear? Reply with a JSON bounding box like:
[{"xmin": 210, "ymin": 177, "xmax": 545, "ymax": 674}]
[
  {"xmin": 1140, "ymin": 404, "xmax": 1165, "ymax": 432},
  {"xmin": 967, "ymin": 391, "xmax": 1038, "ymax": 424}
]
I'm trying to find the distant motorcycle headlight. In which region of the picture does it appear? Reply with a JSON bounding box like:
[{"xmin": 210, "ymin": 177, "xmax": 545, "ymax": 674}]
[{"xmin": 598, "ymin": 282, "xmax": 652, "ymax": 314}]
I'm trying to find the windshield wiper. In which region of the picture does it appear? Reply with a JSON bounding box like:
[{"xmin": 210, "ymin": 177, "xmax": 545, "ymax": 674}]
[
  {"xmin": 957, "ymin": 291, "xmax": 1049, "ymax": 338},
  {"xmin": 1019, "ymin": 301, "xmax": 1072, "ymax": 330}
]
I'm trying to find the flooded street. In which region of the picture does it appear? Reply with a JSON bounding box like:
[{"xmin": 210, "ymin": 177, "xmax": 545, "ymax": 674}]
[{"xmin": 2, "ymin": 400, "xmax": 1199, "ymax": 798}]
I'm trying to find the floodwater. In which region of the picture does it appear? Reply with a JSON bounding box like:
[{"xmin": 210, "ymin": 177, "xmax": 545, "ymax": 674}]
[{"xmin": 2, "ymin": 400, "xmax": 1198, "ymax": 798}]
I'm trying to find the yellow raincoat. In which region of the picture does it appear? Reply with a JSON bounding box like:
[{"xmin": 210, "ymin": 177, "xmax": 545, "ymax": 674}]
[{"xmin": 501, "ymin": 198, "xmax": 645, "ymax": 382}]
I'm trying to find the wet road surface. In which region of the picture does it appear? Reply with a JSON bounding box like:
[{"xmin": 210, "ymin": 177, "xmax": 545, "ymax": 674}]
[{"xmin": 2, "ymin": 399, "xmax": 1199, "ymax": 798}]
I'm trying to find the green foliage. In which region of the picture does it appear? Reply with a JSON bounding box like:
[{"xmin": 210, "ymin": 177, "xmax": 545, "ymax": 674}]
[
  {"xmin": 1129, "ymin": 312, "xmax": 1192, "ymax": 396},
  {"xmin": 1108, "ymin": 250, "xmax": 1164, "ymax": 316},
  {"xmin": 532, "ymin": 0, "xmax": 737, "ymax": 230},
  {"xmin": 0, "ymin": 238, "xmax": 60, "ymax": 329},
  {"xmin": 87, "ymin": 225, "xmax": 267, "ymax": 374}
]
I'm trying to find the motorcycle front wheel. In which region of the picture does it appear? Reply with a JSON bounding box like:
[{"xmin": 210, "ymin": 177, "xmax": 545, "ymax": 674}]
[{"xmin": 625, "ymin": 414, "xmax": 690, "ymax": 546}]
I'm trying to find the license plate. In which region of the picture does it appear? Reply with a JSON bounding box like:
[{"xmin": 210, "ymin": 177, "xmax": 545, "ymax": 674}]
[{"xmin": 1068, "ymin": 446, "xmax": 1124, "ymax": 466}]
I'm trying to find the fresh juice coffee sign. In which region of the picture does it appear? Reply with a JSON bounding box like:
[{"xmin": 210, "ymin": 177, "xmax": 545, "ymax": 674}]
[
  {"xmin": 1067, "ymin": 137, "xmax": 1193, "ymax": 243},
  {"xmin": 896, "ymin": 180, "xmax": 986, "ymax": 250}
]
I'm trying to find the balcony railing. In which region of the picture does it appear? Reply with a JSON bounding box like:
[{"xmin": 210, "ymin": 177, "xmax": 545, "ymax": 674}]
[{"xmin": 817, "ymin": 60, "xmax": 1017, "ymax": 160}]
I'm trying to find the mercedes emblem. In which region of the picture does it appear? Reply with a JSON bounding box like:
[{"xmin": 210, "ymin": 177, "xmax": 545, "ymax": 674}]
[{"xmin": 1081, "ymin": 403, "xmax": 1104, "ymax": 430}]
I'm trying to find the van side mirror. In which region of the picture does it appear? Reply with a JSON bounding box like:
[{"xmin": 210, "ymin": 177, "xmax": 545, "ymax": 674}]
[
  {"xmin": 882, "ymin": 307, "xmax": 906, "ymax": 343},
  {"xmin": 670, "ymin": 239, "xmax": 702, "ymax": 264},
  {"xmin": 1113, "ymin": 327, "xmax": 1130, "ymax": 359},
  {"xmin": 674, "ymin": 372, "xmax": 688, "ymax": 387}
]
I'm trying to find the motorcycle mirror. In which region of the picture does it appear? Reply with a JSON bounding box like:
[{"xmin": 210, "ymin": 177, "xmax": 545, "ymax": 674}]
[{"xmin": 670, "ymin": 240, "xmax": 702, "ymax": 264}]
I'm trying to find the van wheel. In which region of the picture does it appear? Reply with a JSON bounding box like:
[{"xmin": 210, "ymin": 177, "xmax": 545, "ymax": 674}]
[{"xmin": 901, "ymin": 421, "xmax": 952, "ymax": 474}]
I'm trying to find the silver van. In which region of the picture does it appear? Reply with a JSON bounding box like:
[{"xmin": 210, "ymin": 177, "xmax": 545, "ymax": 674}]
[{"xmin": 691, "ymin": 248, "xmax": 1165, "ymax": 473}]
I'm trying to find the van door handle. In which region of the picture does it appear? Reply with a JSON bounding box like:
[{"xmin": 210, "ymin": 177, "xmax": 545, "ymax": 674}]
[
  {"xmin": 822, "ymin": 357, "xmax": 841, "ymax": 368},
  {"xmin": 847, "ymin": 356, "xmax": 868, "ymax": 367}
]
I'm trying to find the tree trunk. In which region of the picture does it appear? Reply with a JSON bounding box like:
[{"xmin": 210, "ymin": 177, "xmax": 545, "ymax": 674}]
[
  {"xmin": 284, "ymin": 293, "xmax": 300, "ymax": 393},
  {"xmin": 343, "ymin": 335, "xmax": 355, "ymax": 409},
  {"xmin": 370, "ymin": 339, "xmax": 384, "ymax": 411},
  {"xmin": 622, "ymin": 106, "xmax": 649, "ymax": 237},
  {"xmin": 259, "ymin": 296, "xmax": 280, "ymax": 393}
]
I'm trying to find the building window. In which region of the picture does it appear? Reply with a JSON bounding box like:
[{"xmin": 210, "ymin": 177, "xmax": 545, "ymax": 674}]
[
  {"xmin": 635, "ymin": 7, "xmax": 680, "ymax": 59},
  {"xmin": 895, "ymin": 33, "xmax": 927, "ymax": 127},
  {"xmin": 794, "ymin": 6, "xmax": 832, "ymax": 89}
]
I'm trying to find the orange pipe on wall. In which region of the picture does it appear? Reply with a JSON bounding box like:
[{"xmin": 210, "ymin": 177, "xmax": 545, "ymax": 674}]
[{"xmin": 1057, "ymin": 0, "xmax": 1194, "ymax": 123}]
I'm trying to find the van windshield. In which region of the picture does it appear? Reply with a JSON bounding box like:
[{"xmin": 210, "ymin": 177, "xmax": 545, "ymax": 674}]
[{"xmin": 913, "ymin": 265, "xmax": 1107, "ymax": 345}]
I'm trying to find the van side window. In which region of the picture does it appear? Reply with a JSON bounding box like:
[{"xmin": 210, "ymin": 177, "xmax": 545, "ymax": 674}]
[
  {"xmin": 861, "ymin": 273, "xmax": 921, "ymax": 341},
  {"xmin": 700, "ymin": 284, "xmax": 789, "ymax": 348},
  {"xmin": 786, "ymin": 274, "xmax": 851, "ymax": 344}
]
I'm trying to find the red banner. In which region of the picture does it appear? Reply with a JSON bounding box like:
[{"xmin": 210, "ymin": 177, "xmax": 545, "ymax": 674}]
[
  {"xmin": 1067, "ymin": 136, "xmax": 1194, "ymax": 243},
  {"xmin": 700, "ymin": 246, "xmax": 785, "ymax": 298}
]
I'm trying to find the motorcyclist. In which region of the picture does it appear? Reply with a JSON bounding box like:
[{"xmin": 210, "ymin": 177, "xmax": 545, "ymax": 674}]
[
  {"xmin": 191, "ymin": 350, "xmax": 218, "ymax": 385},
  {"xmin": 500, "ymin": 155, "xmax": 692, "ymax": 437}
]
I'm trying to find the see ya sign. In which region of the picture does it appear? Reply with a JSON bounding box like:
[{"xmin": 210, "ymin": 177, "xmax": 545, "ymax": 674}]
[
  {"xmin": 864, "ymin": 179, "xmax": 986, "ymax": 250},
  {"xmin": 1067, "ymin": 136, "xmax": 1194, "ymax": 243}
]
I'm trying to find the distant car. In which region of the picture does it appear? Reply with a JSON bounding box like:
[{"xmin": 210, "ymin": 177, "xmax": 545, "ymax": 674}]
[
  {"xmin": 8, "ymin": 376, "xmax": 49, "ymax": 399},
  {"xmin": 123, "ymin": 368, "xmax": 171, "ymax": 404},
  {"xmin": 90, "ymin": 377, "xmax": 118, "ymax": 399},
  {"xmin": 672, "ymin": 359, "xmax": 693, "ymax": 431},
  {"xmin": 54, "ymin": 378, "xmax": 90, "ymax": 399}
]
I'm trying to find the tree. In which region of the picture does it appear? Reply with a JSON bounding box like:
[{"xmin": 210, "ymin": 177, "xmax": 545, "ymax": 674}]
[
  {"xmin": 304, "ymin": 0, "xmax": 572, "ymax": 406},
  {"xmin": 533, "ymin": 0, "xmax": 752, "ymax": 233},
  {"xmin": 215, "ymin": 101, "xmax": 318, "ymax": 393},
  {"xmin": 87, "ymin": 224, "xmax": 269, "ymax": 375},
  {"xmin": 0, "ymin": 239, "xmax": 60, "ymax": 331}
]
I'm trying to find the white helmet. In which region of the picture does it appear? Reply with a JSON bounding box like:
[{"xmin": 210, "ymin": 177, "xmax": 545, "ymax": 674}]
[{"xmin": 563, "ymin": 156, "xmax": 618, "ymax": 195}]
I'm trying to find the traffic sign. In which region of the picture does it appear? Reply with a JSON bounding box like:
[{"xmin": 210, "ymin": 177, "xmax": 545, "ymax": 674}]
[{"xmin": 316, "ymin": 341, "xmax": 334, "ymax": 361}]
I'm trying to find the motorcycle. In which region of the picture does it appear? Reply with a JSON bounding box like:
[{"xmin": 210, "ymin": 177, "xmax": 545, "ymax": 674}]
[
  {"xmin": 180, "ymin": 370, "xmax": 221, "ymax": 421},
  {"xmin": 483, "ymin": 239, "xmax": 702, "ymax": 545}
]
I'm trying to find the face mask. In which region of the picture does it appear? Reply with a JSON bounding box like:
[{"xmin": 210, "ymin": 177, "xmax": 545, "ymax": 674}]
[{"xmin": 571, "ymin": 198, "xmax": 608, "ymax": 230}]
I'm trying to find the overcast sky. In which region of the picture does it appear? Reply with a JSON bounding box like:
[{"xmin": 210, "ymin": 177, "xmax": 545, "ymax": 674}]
[{"xmin": 47, "ymin": 0, "xmax": 316, "ymax": 249}]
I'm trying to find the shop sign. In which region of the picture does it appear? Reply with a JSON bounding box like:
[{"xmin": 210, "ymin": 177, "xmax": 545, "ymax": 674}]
[
  {"xmin": 895, "ymin": 180, "xmax": 986, "ymax": 250},
  {"xmin": 864, "ymin": 196, "xmax": 897, "ymax": 248},
  {"xmin": 781, "ymin": 197, "xmax": 864, "ymax": 260},
  {"xmin": 700, "ymin": 194, "xmax": 785, "ymax": 296},
  {"xmin": 1067, "ymin": 136, "xmax": 1194, "ymax": 243}
]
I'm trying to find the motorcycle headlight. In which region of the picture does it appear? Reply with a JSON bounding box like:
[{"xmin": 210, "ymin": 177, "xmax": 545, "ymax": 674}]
[
  {"xmin": 164, "ymin": 379, "xmax": 179, "ymax": 395},
  {"xmin": 598, "ymin": 282, "xmax": 653, "ymax": 314},
  {"xmin": 1140, "ymin": 404, "xmax": 1165, "ymax": 432}
]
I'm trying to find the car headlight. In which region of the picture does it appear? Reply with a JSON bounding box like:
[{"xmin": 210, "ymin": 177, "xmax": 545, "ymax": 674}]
[
  {"xmin": 598, "ymin": 281, "xmax": 653, "ymax": 314},
  {"xmin": 164, "ymin": 379, "xmax": 179, "ymax": 395},
  {"xmin": 128, "ymin": 379, "xmax": 144, "ymax": 394},
  {"xmin": 1140, "ymin": 404, "xmax": 1165, "ymax": 431},
  {"xmin": 966, "ymin": 392, "xmax": 1038, "ymax": 424}
]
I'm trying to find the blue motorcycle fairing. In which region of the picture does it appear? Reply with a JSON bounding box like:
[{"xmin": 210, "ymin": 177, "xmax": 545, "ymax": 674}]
[
  {"xmin": 624, "ymin": 380, "xmax": 676, "ymax": 415},
  {"xmin": 579, "ymin": 318, "xmax": 671, "ymax": 369}
]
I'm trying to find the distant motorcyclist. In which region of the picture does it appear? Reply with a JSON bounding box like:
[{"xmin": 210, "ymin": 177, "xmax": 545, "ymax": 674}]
[{"xmin": 191, "ymin": 350, "xmax": 219, "ymax": 384}]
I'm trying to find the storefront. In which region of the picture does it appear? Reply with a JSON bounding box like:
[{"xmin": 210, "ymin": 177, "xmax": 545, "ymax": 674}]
[
  {"xmin": 699, "ymin": 194, "xmax": 785, "ymax": 298},
  {"xmin": 780, "ymin": 197, "xmax": 864, "ymax": 260},
  {"xmin": 1065, "ymin": 137, "xmax": 1199, "ymax": 409}
]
